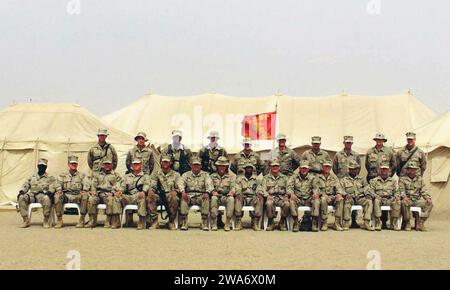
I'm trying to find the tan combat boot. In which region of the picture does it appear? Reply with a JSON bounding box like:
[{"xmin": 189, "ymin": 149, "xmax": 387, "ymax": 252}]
[
  {"xmin": 235, "ymin": 217, "xmax": 242, "ymax": 231},
  {"xmin": 311, "ymin": 217, "xmax": 319, "ymax": 232},
  {"xmin": 252, "ymin": 217, "xmax": 260, "ymax": 231},
  {"xmin": 364, "ymin": 220, "xmax": 374, "ymax": 231},
  {"xmin": 418, "ymin": 218, "xmax": 427, "ymax": 232},
  {"xmin": 180, "ymin": 216, "xmax": 189, "ymax": 231},
  {"xmin": 85, "ymin": 215, "xmax": 97, "ymax": 228},
  {"xmin": 404, "ymin": 220, "xmax": 412, "ymax": 231},
  {"xmin": 54, "ymin": 216, "xmax": 64, "ymax": 229},
  {"xmin": 76, "ymin": 215, "xmax": 85, "ymax": 228},
  {"xmin": 43, "ymin": 216, "xmax": 51, "ymax": 229},
  {"xmin": 320, "ymin": 218, "xmax": 328, "ymax": 231},
  {"xmin": 279, "ymin": 218, "xmax": 287, "ymax": 231},
  {"xmin": 149, "ymin": 217, "xmax": 159, "ymax": 230},
  {"xmin": 168, "ymin": 222, "xmax": 176, "ymax": 231},
  {"xmin": 392, "ymin": 218, "xmax": 401, "ymax": 231},
  {"xmin": 266, "ymin": 218, "xmax": 275, "ymax": 231},
  {"xmin": 201, "ymin": 217, "xmax": 209, "ymax": 231},
  {"xmin": 343, "ymin": 220, "xmax": 351, "ymax": 231},
  {"xmin": 375, "ymin": 218, "xmax": 382, "ymax": 231},
  {"xmin": 104, "ymin": 215, "xmax": 112, "ymax": 228},
  {"xmin": 111, "ymin": 214, "xmax": 121, "ymax": 229},
  {"xmin": 224, "ymin": 218, "xmax": 231, "ymax": 231},
  {"xmin": 292, "ymin": 218, "xmax": 299, "ymax": 232},
  {"xmin": 211, "ymin": 218, "xmax": 218, "ymax": 231},
  {"xmin": 20, "ymin": 216, "xmax": 30, "ymax": 228},
  {"xmin": 334, "ymin": 220, "xmax": 343, "ymax": 231}
]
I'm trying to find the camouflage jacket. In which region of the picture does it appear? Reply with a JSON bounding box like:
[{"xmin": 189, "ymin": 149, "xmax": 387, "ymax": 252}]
[
  {"xmin": 160, "ymin": 144, "xmax": 192, "ymax": 175},
  {"xmin": 119, "ymin": 171, "xmax": 150, "ymax": 195},
  {"xmin": 234, "ymin": 174, "xmax": 259, "ymax": 199},
  {"xmin": 395, "ymin": 146, "xmax": 427, "ymax": 177},
  {"xmin": 87, "ymin": 142, "xmax": 118, "ymax": 173},
  {"xmin": 340, "ymin": 175, "xmax": 367, "ymax": 199},
  {"xmin": 267, "ymin": 147, "xmax": 300, "ymax": 176},
  {"xmin": 366, "ymin": 176, "xmax": 398, "ymax": 199},
  {"xmin": 365, "ymin": 146, "xmax": 396, "ymax": 178},
  {"xmin": 257, "ymin": 173, "xmax": 290, "ymax": 197},
  {"xmin": 288, "ymin": 173, "xmax": 314, "ymax": 200},
  {"xmin": 149, "ymin": 169, "xmax": 184, "ymax": 194},
  {"xmin": 312, "ymin": 174, "xmax": 343, "ymax": 196},
  {"xmin": 333, "ymin": 149, "xmax": 361, "ymax": 178},
  {"xmin": 301, "ymin": 149, "xmax": 331, "ymax": 175},
  {"xmin": 210, "ymin": 171, "xmax": 236, "ymax": 196},
  {"xmin": 181, "ymin": 170, "xmax": 214, "ymax": 198},
  {"xmin": 55, "ymin": 171, "xmax": 90, "ymax": 194},
  {"xmin": 20, "ymin": 173, "xmax": 56, "ymax": 195},
  {"xmin": 91, "ymin": 170, "xmax": 122, "ymax": 194},
  {"xmin": 398, "ymin": 175, "xmax": 431, "ymax": 200},
  {"xmin": 231, "ymin": 150, "xmax": 263, "ymax": 175},
  {"xmin": 126, "ymin": 145, "xmax": 155, "ymax": 175},
  {"xmin": 198, "ymin": 145, "xmax": 228, "ymax": 173}
]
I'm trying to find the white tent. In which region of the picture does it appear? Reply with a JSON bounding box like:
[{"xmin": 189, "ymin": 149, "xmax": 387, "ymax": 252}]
[
  {"xmin": 104, "ymin": 92, "xmax": 436, "ymax": 153},
  {"xmin": 0, "ymin": 103, "xmax": 134, "ymax": 203},
  {"xmin": 395, "ymin": 110, "xmax": 450, "ymax": 214}
]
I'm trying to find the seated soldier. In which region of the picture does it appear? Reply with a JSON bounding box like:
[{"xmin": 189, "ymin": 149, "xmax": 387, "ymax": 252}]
[
  {"xmin": 116, "ymin": 159, "xmax": 150, "ymax": 230},
  {"xmin": 234, "ymin": 162, "xmax": 262, "ymax": 231},
  {"xmin": 366, "ymin": 162, "xmax": 401, "ymax": 231},
  {"xmin": 312, "ymin": 161, "xmax": 345, "ymax": 231},
  {"xmin": 210, "ymin": 156, "xmax": 237, "ymax": 231},
  {"xmin": 257, "ymin": 159, "xmax": 290, "ymax": 231},
  {"xmin": 399, "ymin": 162, "xmax": 433, "ymax": 231},
  {"xmin": 54, "ymin": 155, "xmax": 91, "ymax": 228},
  {"xmin": 180, "ymin": 156, "xmax": 214, "ymax": 231},
  {"xmin": 17, "ymin": 158, "xmax": 55, "ymax": 228}
]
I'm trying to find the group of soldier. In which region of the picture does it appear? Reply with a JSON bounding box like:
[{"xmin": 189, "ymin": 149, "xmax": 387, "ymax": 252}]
[{"xmin": 17, "ymin": 128, "xmax": 433, "ymax": 232}]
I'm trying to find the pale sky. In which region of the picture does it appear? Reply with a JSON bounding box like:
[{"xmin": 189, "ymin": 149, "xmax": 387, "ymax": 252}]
[{"xmin": 1, "ymin": 0, "xmax": 449, "ymax": 116}]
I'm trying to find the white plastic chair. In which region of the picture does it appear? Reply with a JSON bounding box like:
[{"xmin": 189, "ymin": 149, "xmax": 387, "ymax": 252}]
[
  {"xmin": 97, "ymin": 204, "xmax": 106, "ymax": 210},
  {"xmin": 263, "ymin": 207, "xmax": 290, "ymax": 231},
  {"xmin": 175, "ymin": 205, "xmax": 201, "ymax": 229},
  {"xmin": 63, "ymin": 203, "xmax": 81, "ymax": 217},
  {"xmin": 27, "ymin": 203, "xmax": 54, "ymax": 226},
  {"xmin": 121, "ymin": 204, "xmax": 138, "ymax": 228},
  {"xmin": 232, "ymin": 206, "xmax": 260, "ymax": 229}
]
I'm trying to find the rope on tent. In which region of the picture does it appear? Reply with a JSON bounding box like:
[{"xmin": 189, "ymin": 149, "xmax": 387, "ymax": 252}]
[
  {"xmin": 0, "ymin": 137, "xmax": 6, "ymax": 189},
  {"xmin": 34, "ymin": 138, "xmax": 40, "ymax": 167}
]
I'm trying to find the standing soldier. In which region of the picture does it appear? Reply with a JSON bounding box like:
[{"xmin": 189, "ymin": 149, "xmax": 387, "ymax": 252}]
[
  {"xmin": 199, "ymin": 131, "xmax": 228, "ymax": 174},
  {"xmin": 266, "ymin": 133, "xmax": 300, "ymax": 176},
  {"xmin": 160, "ymin": 130, "xmax": 192, "ymax": 175},
  {"xmin": 148, "ymin": 154, "xmax": 183, "ymax": 230},
  {"xmin": 126, "ymin": 132, "xmax": 155, "ymax": 175},
  {"xmin": 88, "ymin": 159, "xmax": 122, "ymax": 229},
  {"xmin": 312, "ymin": 161, "xmax": 345, "ymax": 231},
  {"xmin": 365, "ymin": 133, "xmax": 396, "ymax": 182},
  {"xmin": 301, "ymin": 136, "xmax": 332, "ymax": 176},
  {"xmin": 231, "ymin": 137, "xmax": 263, "ymax": 175},
  {"xmin": 54, "ymin": 156, "xmax": 91, "ymax": 228},
  {"xmin": 87, "ymin": 128, "xmax": 118, "ymax": 173},
  {"xmin": 234, "ymin": 162, "xmax": 262, "ymax": 231},
  {"xmin": 340, "ymin": 161, "xmax": 372, "ymax": 231},
  {"xmin": 258, "ymin": 159, "xmax": 290, "ymax": 231},
  {"xmin": 288, "ymin": 160, "xmax": 318, "ymax": 232},
  {"xmin": 399, "ymin": 162, "xmax": 433, "ymax": 231},
  {"xmin": 180, "ymin": 156, "xmax": 214, "ymax": 231},
  {"xmin": 116, "ymin": 159, "xmax": 150, "ymax": 230},
  {"xmin": 396, "ymin": 132, "xmax": 427, "ymax": 177},
  {"xmin": 17, "ymin": 158, "xmax": 56, "ymax": 228},
  {"xmin": 366, "ymin": 163, "xmax": 401, "ymax": 231},
  {"xmin": 333, "ymin": 136, "xmax": 361, "ymax": 178},
  {"xmin": 210, "ymin": 157, "xmax": 236, "ymax": 231}
]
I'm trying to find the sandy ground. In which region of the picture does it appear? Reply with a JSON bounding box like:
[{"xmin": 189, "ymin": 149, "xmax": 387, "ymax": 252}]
[{"xmin": 0, "ymin": 210, "xmax": 449, "ymax": 270}]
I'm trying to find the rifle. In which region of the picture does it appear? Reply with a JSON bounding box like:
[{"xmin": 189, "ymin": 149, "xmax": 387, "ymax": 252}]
[{"xmin": 156, "ymin": 188, "xmax": 171, "ymax": 220}]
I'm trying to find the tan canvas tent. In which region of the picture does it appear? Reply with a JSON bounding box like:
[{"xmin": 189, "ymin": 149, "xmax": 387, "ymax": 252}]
[
  {"xmin": 0, "ymin": 103, "xmax": 134, "ymax": 204},
  {"xmin": 103, "ymin": 92, "xmax": 436, "ymax": 153},
  {"xmin": 395, "ymin": 110, "xmax": 450, "ymax": 214}
]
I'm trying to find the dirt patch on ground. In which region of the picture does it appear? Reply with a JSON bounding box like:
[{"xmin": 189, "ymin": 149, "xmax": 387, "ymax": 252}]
[{"xmin": 1, "ymin": 211, "xmax": 449, "ymax": 269}]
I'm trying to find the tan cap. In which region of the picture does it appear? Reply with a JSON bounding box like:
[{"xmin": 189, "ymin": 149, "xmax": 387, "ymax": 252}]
[
  {"xmin": 311, "ymin": 136, "xmax": 322, "ymax": 144},
  {"xmin": 277, "ymin": 133, "xmax": 287, "ymax": 141},
  {"xmin": 160, "ymin": 154, "xmax": 171, "ymax": 162},
  {"xmin": 190, "ymin": 156, "xmax": 201, "ymax": 165},
  {"xmin": 322, "ymin": 161, "xmax": 332, "ymax": 167},
  {"xmin": 299, "ymin": 160, "xmax": 310, "ymax": 169},
  {"xmin": 406, "ymin": 132, "xmax": 416, "ymax": 139},
  {"xmin": 270, "ymin": 159, "xmax": 280, "ymax": 166},
  {"xmin": 379, "ymin": 162, "xmax": 390, "ymax": 169},
  {"xmin": 406, "ymin": 162, "xmax": 419, "ymax": 169},
  {"xmin": 207, "ymin": 131, "xmax": 220, "ymax": 139},
  {"xmin": 132, "ymin": 159, "xmax": 142, "ymax": 164},
  {"xmin": 243, "ymin": 162, "xmax": 256, "ymax": 170},
  {"xmin": 348, "ymin": 161, "xmax": 359, "ymax": 169},
  {"xmin": 344, "ymin": 136, "xmax": 354, "ymax": 143},
  {"xmin": 38, "ymin": 158, "xmax": 48, "ymax": 166},
  {"xmin": 68, "ymin": 155, "xmax": 79, "ymax": 164},
  {"xmin": 242, "ymin": 137, "xmax": 252, "ymax": 144},
  {"xmin": 215, "ymin": 156, "xmax": 230, "ymax": 166},
  {"xmin": 373, "ymin": 133, "xmax": 387, "ymax": 142},
  {"xmin": 135, "ymin": 132, "xmax": 149, "ymax": 142},
  {"xmin": 97, "ymin": 128, "xmax": 109, "ymax": 136},
  {"xmin": 102, "ymin": 159, "xmax": 112, "ymax": 164}
]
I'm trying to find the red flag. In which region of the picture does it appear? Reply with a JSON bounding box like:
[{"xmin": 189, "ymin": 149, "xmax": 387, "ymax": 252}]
[{"xmin": 242, "ymin": 112, "xmax": 277, "ymax": 140}]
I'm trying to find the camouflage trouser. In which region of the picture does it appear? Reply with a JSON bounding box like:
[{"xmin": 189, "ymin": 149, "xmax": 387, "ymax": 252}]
[
  {"xmin": 356, "ymin": 196, "xmax": 373, "ymax": 221},
  {"xmin": 120, "ymin": 194, "xmax": 147, "ymax": 217},
  {"xmin": 147, "ymin": 192, "xmax": 179, "ymax": 221},
  {"xmin": 211, "ymin": 195, "xmax": 234, "ymax": 219},
  {"xmin": 265, "ymin": 195, "xmax": 289, "ymax": 219},
  {"xmin": 342, "ymin": 195, "xmax": 354, "ymax": 222},
  {"xmin": 320, "ymin": 194, "xmax": 344, "ymax": 220},
  {"xmin": 54, "ymin": 193, "xmax": 89, "ymax": 217},
  {"xmin": 180, "ymin": 194, "xmax": 210, "ymax": 219},
  {"xmin": 235, "ymin": 195, "xmax": 263, "ymax": 218},
  {"xmin": 291, "ymin": 197, "xmax": 320, "ymax": 217},
  {"xmin": 401, "ymin": 198, "xmax": 433, "ymax": 221},
  {"xmin": 374, "ymin": 196, "xmax": 401, "ymax": 218},
  {"xmin": 17, "ymin": 193, "xmax": 51, "ymax": 218},
  {"xmin": 87, "ymin": 194, "xmax": 100, "ymax": 215}
]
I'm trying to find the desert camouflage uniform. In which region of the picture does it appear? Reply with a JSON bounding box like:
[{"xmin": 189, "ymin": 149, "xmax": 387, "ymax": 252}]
[
  {"xmin": 340, "ymin": 175, "xmax": 371, "ymax": 228},
  {"xmin": 234, "ymin": 173, "xmax": 262, "ymax": 229},
  {"xmin": 231, "ymin": 150, "xmax": 263, "ymax": 176},
  {"xmin": 126, "ymin": 145, "xmax": 155, "ymax": 175},
  {"xmin": 210, "ymin": 170, "xmax": 236, "ymax": 229},
  {"xmin": 365, "ymin": 146, "xmax": 396, "ymax": 181},
  {"xmin": 301, "ymin": 149, "xmax": 332, "ymax": 176},
  {"xmin": 333, "ymin": 150, "xmax": 361, "ymax": 178},
  {"xmin": 160, "ymin": 144, "xmax": 192, "ymax": 175},
  {"xmin": 198, "ymin": 145, "xmax": 228, "ymax": 174},
  {"xmin": 87, "ymin": 143, "xmax": 118, "ymax": 173},
  {"xmin": 396, "ymin": 146, "xmax": 427, "ymax": 177},
  {"xmin": 312, "ymin": 174, "xmax": 345, "ymax": 230},
  {"xmin": 118, "ymin": 171, "xmax": 150, "ymax": 229}
]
